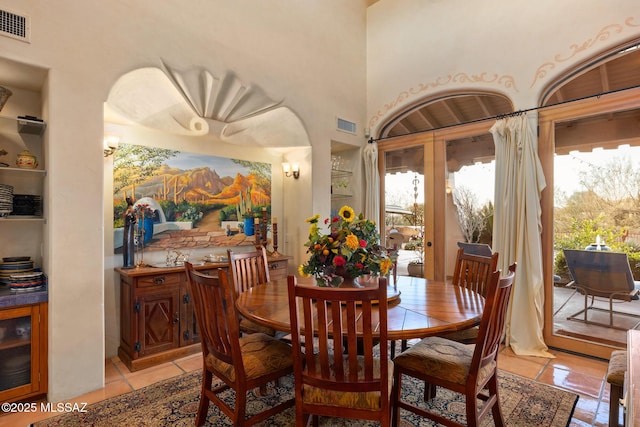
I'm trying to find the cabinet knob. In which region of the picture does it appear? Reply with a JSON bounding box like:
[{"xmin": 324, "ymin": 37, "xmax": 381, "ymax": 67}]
[
  {"xmin": 173, "ymin": 313, "xmax": 179, "ymax": 324},
  {"xmin": 153, "ymin": 276, "xmax": 165, "ymax": 285}
]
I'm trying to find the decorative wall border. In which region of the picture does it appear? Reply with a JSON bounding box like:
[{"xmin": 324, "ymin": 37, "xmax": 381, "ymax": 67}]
[
  {"xmin": 529, "ymin": 16, "xmax": 639, "ymax": 89},
  {"xmin": 368, "ymin": 72, "xmax": 517, "ymax": 130}
]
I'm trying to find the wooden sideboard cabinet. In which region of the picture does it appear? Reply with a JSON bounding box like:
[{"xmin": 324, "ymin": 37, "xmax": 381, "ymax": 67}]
[{"xmin": 116, "ymin": 254, "xmax": 291, "ymax": 371}]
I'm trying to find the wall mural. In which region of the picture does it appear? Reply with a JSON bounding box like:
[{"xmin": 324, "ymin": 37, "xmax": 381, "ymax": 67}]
[{"xmin": 113, "ymin": 143, "xmax": 271, "ymax": 254}]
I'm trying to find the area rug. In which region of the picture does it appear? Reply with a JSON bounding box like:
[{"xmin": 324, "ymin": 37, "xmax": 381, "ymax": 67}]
[{"xmin": 32, "ymin": 369, "xmax": 577, "ymax": 426}]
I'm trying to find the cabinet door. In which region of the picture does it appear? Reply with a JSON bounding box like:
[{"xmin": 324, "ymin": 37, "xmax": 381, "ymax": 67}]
[
  {"xmin": 180, "ymin": 286, "xmax": 200, "ymax": 347},
  {"xmin": 137, "ymin": 290, "xmax": 180, "ymax": 357},
  {"xmin": 0, "ymin": 304, "xmax": 45, "ymax": 402}
]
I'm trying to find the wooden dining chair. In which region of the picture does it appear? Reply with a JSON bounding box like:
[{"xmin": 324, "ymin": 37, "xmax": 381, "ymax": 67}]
[
  {"xmin": 227, "ymin": 246, "xmax": 277, "ymax": 336},
  {"xmin": 391, "ymin": 263, "xmax": 516, "ymax": 427},
  {"xmin": 287, "ymin": 275, "xmax": 393, "ymax": 426},
  {"xmin": 439, "ymin": 247, "xmax": 499, "ymax": 344},
  {"xmin": 185, "ymin": 263, "xmax": 294, "ymax": 426}
]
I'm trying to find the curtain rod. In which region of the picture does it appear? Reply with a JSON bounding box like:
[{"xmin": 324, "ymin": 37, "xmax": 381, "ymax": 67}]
[{"xmin": 368, "ymin": 83, "xmax": 640, "ymax": 143}]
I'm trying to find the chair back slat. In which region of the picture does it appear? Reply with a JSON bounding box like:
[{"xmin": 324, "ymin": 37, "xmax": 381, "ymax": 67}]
[
  {"xmin": 228, "ymin": 246, "xmax": 270, "ymax": 296},
  {"xmin": 451, "ymin": 247, "xmax": 499, "ymax": 297},
  {"xmin": 472, "ymin": 263, "xmax": 516, "ymax": 371},
  {"xmin": 287, "ymin": 276, "xmax": 389, "ymax": 397},
  {"xmin": 185, "ymin": 263, "xmax": 240, "ymax": 369}
]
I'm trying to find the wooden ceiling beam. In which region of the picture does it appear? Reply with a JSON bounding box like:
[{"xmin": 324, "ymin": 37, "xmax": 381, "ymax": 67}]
[{"xmin": 441, "ymin": 99, "xmax": 464, "ymax": 123}]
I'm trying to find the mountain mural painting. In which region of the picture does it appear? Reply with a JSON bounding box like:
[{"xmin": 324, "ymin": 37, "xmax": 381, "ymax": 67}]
[{"xmin": 112, "ymin": 143, "xmax": 271, "ymax": 253}]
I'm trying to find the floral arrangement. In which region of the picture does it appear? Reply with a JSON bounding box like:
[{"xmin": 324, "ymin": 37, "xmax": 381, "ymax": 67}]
[
  {"xmin": 135, "ymin": 203, "xmax": 156, "ymax": 219},
  {"xmin": 298, "ymin": 205, "xmax": 396, "ymax": 287}
]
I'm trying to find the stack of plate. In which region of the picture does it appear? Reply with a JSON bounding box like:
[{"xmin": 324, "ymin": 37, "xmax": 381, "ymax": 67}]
[
  {"xmin": 9, "ymin": 271, "xmax": 46, "ymax": 291},
  {"xmin": 0, "ymin": 348, "xmax": 31, "ymax": 391},
  {"xmin": 0, "ymin": 258, "xmax": 34, "ymax": 286},
  {"xmin": 0, "ymin": 184, "xmax": 12, "ymax": 217},
  {"xmin": 11, "ymin": 194, "xmax": 42, "ymax": 216}
]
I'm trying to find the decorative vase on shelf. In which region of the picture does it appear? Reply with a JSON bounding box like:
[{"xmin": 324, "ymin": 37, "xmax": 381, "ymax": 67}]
[
  {"xmin": 243, "ymin": 217, "xmax": 254, "ymax": 236},
  {"xmin": 16, "ymin": 150, "xmax": 38, "ymax": 169},
  {"xmin": 139, "ymin": 217, "xmax": 154, "ymax": 244}
]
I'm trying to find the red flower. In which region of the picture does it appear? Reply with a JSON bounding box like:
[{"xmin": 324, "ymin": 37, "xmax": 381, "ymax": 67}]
[
  {"xmin": 355, "ymin": 263, "xmax": 364, "ymax": 269},
  {"xmin": 359, "ymin": 239, "xmax": 367, "ymax": 248},
  {"xmin": 332, "ymin": 216, "xmax": 340, "ymax": 223},
  {"xmin": 333, "ymin": 256, "xmax": 346, "ymax": 267}
]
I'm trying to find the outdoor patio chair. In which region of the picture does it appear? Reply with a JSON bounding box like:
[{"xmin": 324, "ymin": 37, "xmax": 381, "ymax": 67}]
[
  {"xmin": 457, "ymin": 241, "xmax": 493, "ymax": 257},
  {"xmin": 563, "ymin": 249, "xmax": 640, "ymax": 330}
]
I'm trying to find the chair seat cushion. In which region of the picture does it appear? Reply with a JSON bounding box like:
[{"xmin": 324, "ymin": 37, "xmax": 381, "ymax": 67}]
[
  {"xmin": 239, "ymin": 317, "xmax": 277, "ymax": 336},
  {"xmin": 206, "ymin": 333, "xmax": 292, "ymax": 382},
  {"xmin": 302, "ymin": 354, "xmax": 393, "ymax": 410},
  {"xmin": 439, "ymin": 326, "xmax": 479, "ymax": 344},
  {"xmin": 393, "ymin": 336, "xmax": 495, "ymax": 386},
  {"xmin": 607, "ymin": 350, "xmax": 627, "ymax": 386}
]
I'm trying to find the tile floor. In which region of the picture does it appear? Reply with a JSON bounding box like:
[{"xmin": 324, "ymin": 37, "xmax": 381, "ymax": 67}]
[{"xmin": 0, "ymin": 346, "xmax": 621, "ymax": 426}]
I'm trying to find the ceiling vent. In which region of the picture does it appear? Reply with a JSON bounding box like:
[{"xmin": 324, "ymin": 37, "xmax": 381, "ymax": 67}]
[
  {"xmin": 337, "ymin": 117, "xmax": 356, "ymax": 134},
  {"xmin": 0, "ymin": 9, "xmax": 30, "ymax": 43}
]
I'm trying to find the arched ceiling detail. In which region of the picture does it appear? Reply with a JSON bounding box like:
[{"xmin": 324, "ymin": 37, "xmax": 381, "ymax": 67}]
[
  {"xmin": 541, "ymin": 39, "xmax": 640, "ymax": 154},
  {"xmin": 379, "ymin": 91, "xmax": 513, "ymax": 139},
  {"xmin": 105, "ymin": 63, "xmax": 309, "ymax": 148}
]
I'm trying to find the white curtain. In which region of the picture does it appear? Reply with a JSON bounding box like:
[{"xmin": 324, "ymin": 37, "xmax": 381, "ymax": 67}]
[
  {"xmin": 491, "ymin": 113, "xmax": 554, "ymax": 358},
  {"xmin": 363, "ymin": 142, "xmax": 380, "ymax": 225}
]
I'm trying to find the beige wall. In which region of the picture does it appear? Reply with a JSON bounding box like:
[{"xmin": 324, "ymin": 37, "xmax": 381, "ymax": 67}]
[
  {"xmin": 0, "ymin": 0, "xmax": 367, "ymax": 401},
  {"xmin": 366, "ymin": 0, "xmax": 640, "ymax": 135}
]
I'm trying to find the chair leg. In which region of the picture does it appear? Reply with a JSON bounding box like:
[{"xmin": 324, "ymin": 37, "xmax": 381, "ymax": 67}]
[
  {"xmin": 488, "ymin": 375, "xmax": 505, "ymax": 427},
  {"xmin": 196, "ymin": 370, "xmax": 213, "ymax": 426},
  {"xmin": 610, "ymin": 383, "xmax": 622, "ymax": 427},
  {"xmin": 391, "ymin": 370, "xmax": 402, "ymax": 427},
  {"xmin": 423, "ymin": 382, "xmax": 436, "ymax": 401},
  {"xmin": 234, "ymin": 390, "xmax": 247, "ymax": 425},
  {"xmin": 390, "ymin": 340, "xmax": 396, "ymax": 359}
]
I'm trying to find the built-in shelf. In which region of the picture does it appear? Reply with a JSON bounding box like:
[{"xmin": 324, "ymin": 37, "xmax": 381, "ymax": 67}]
[
  {"xmin": 0, "ymin": 167, "xmax": 46, "ymax": 175},
  {"xmin": 331, "ymin": 169, "xmax": 352, "ymax": 179}
]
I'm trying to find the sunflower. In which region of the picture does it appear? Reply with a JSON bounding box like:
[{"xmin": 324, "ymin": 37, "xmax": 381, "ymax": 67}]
[
  {"xmin": 299, "ymin": 205, "xmax": 396, "ymax": 287},
  {"xmin": 338, "ymin": 205, "xmax": 355, "ymax": 222}
]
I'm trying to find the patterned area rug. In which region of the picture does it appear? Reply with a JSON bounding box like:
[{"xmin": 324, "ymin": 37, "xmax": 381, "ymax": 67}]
[{"xmin": 33, "ymin": 369, "xmax": 577, "ymax": 426}]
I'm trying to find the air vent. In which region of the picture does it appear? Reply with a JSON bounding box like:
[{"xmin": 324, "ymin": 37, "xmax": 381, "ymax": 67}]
[
  {"xmin": 0, "ymin": 9, "xmax": 30, "ymax": 43},
  {"xmin": 337, "ymin": 117, "xmax": 356, "ymax": 134}
]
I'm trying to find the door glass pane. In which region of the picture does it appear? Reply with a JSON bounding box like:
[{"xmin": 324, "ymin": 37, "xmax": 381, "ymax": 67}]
[
  {"xmin": 0, "ymin": 315, "xmax": 32, "ymax": 391},
  {"xmin": 384, "ymin": 145, "xmax": 424, "ymax": 277},
  {"xmin": 445, "ymin": 135, "xmax": 495, "ymax": 275},
  {"xmin": 552, "ymin": 109, "xmax": 640, "ymax": 348}
]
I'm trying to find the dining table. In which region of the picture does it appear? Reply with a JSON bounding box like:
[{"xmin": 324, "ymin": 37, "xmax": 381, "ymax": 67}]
[{"xmin": 235, "ymin": 275, "xmax": 485, "ymax": 341}]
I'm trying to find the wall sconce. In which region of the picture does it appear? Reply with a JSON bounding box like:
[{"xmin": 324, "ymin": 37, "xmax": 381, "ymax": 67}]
[
  {"xmin": 282, "ymin": 162, "xmax": 300, "ymax": 179},
  {"xmin": 104, "ymin": 135, "xmax": 120, "ymax": 157}
]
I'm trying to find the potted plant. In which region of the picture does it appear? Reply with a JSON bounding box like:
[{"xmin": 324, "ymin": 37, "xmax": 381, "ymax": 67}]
[{"xmin": 406, "ymin": 235, "xmax": 424, "ymax": 277}]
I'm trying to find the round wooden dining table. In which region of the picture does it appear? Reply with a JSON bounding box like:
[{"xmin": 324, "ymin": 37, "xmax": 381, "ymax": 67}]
[{"xmin": 235, "ymin": 275, "xmax": 485, "ymax": 340}]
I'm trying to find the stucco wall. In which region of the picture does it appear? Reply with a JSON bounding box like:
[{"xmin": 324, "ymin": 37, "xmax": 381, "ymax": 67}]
[
  {"xmin": 0, "ymin": 0, "xmax": 367, "ymax": 401},
  {"xmin": 366, "ymin": 0, "xmax": 640, "ymax": 135}
]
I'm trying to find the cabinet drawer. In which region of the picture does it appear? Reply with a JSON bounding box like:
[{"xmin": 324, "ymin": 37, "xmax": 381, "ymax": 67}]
[
  {"xmin": 136, "ymin": 273, "xmax": 182, "ymax": 288},
  {"xmin": 268, "ymin": 261, "xmax": 288, "ymax": 280}
]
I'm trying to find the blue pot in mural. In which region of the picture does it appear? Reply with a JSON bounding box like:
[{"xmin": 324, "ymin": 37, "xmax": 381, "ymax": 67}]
[
  {"xmin": 243, "ymin": 218, "xmax": 255, "ymax": 236},
  {"xmin": 139, "ymin": 217, "xmax": 154, "ymax": 244}
]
